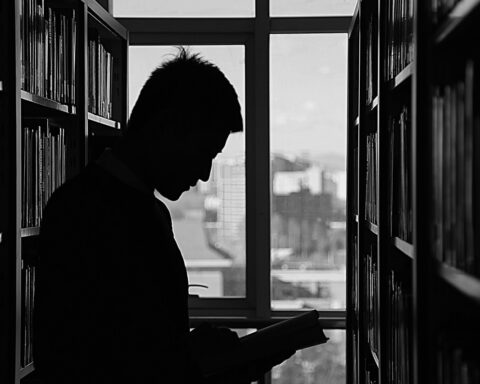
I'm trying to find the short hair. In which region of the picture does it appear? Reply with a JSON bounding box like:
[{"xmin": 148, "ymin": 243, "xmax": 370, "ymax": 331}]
[{"xmin": 127, "ymin": 47, "xmax": 243, "ymax": 138}]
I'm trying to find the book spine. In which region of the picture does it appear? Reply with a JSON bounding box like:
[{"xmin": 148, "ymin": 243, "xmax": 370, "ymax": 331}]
[
  {"xmin": 386, "ymin": 0, "xmax": 414, "ymax": 81},
  {"xmin": 387, "ymin": 270, "xmax": 412, "ymax": 383}
]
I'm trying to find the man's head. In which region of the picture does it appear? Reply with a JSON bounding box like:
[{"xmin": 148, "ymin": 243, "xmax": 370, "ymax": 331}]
[{"xmin": 124, "ymin": 48, "xmax": 243, "ymax": 200}]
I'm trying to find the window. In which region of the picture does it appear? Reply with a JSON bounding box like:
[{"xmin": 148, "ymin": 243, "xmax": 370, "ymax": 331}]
[
  {"xmin": 270, "ymin": 0, "xmax": 357, "ymax": 17},
  {"xmin": 113, "ymin": 0, "xmax": 255, "ymax": 17},
  {"xmin": 121, "ymin": 2, "xmax": 352, "ymax": 381},
  {"xmin": 272, "ymin": 330, "xmax": 346, "ymax": 384},
  {"xmin": 270, "ymin": 34, "xmax": 347, "ymax": 311}
]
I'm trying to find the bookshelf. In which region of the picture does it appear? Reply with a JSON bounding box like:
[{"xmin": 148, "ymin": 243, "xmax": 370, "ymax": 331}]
[
  {"xmin": 426, "ymin": 0, "xmax": 480, "ymax": 382},
  {"xmin": 0, "ymin": 0, "xmax": 13, "ymax": 382},
  {"xmin": 348, "ymin": 0, "xmax": 414, "ymax": 383},
  {"xmin": 348, "ymin": 0, "xmax": 480, "ymax": 383},
  {"xmin": 0, "ymin": 1, "xmax": 128, "ymax": 383}
]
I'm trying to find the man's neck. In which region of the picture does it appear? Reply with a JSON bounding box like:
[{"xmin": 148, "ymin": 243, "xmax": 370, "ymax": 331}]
[{"xmin": 111, "ymin": 141, "xmax": 155, "ymax": 193}]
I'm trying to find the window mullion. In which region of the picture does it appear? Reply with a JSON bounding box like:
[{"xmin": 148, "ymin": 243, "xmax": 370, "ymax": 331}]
[{"xmin": 248, "ymin": 0, "xmax": 271, "ymax": 320}]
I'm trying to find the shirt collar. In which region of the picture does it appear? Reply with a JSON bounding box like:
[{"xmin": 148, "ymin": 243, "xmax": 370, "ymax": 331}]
[{"xmin": 96, "ymin": 148, "xmax": 153, "ymax": 196}]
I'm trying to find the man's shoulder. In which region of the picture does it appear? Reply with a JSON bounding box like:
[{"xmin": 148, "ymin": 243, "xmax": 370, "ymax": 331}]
[
  {"xmin": 45, "ymin": 163, "xmax": 117, "ymax": 214},
  {"xmin": 50, "ymin": 164, "xmax": 101, "ymax": 199}
]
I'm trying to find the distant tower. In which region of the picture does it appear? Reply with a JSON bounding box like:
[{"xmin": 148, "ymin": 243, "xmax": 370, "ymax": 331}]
[{"xmin": 215, "ymin": 156, "xmax": 246, "ymax": 261}]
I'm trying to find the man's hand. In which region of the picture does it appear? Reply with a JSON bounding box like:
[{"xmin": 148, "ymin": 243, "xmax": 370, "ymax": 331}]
[
  {"xmin": 189, "ymin": 323, "xmax": 295, "ymax": 384},
  {"xmin": 189, "ymin": 322, "xmax": 241, "ymax": 360},
  {"xmin": 209, "ymin": 349, "xmax": 295, "ymax": 384}
]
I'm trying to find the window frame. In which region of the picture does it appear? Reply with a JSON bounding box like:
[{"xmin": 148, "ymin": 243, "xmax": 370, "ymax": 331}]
[{"xmin": 118, "ymin": 3, "xmax": 351, "ymax": 329}]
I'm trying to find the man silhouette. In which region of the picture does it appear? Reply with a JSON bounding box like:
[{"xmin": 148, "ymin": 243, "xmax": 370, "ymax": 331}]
[{"xmin": 33, "ymin": 49, "xmax": 291, "ymax": 383}]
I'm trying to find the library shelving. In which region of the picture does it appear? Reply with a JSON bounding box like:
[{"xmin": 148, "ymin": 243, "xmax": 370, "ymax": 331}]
[
  {"xmin": 348, "ymin": 0, "xmax": 480, "ymax": 384},
  {"xmin": 1, "ymin": 0, "xmax": 14, "ymax": 383},
  {"xmin": 425, "ymin": 0, "xmax": 480, "ymax": 383},
  {"xmin": 348, "ymin": 0, "xmax": 415, "ymax": 383},
  {"xmin": 0, "ymin": 1, "xmax": 128, "ymax": 383}
]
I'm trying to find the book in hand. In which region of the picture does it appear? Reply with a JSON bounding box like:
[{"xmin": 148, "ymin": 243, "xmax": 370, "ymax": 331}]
[{"xmin": 201, "ymin": 310, "xmax": 329, "ymax": 378}]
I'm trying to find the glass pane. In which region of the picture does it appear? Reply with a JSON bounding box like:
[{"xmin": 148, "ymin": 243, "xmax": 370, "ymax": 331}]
[
  {"xmin": 270, "ymin": 34, "xmax": 347, "ymax": 310},
  {"xmin": 129, "ymin": 46, "xmax": 246, "ymax": 297},
  {"xmin": 271, "ymin": 0, "xmax": 357, "ymax": 17},
  {"xmin": 272, "ymin": 330, "xmax": 346, "ymax": 384},
  {"xmin": 113, "ymin": 0, "xmax": 254, "ymax": 17}
]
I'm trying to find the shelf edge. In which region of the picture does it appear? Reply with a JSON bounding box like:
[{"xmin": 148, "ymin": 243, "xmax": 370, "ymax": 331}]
[
  {"xmin": 392, "ymin": 237, "xmax": 414, "ymax": 259},
  {"xmin": 435, "ymin": 0, "xmax": 480, "ymax": 43},
  {"xmin": 369, "ymin": 345, "xmax": 380, "ymax": 368},
  {"xmin": 21, "ymin": 227, "xmax": 41, "ymax": 238},
  {"xmin": 88, "ymin": 112, "xmax": 121, "ymax": 130},
  {"xmin": 437, "ymin": 261, "xmax": 480, "ymax": 304},
  {"xmin": 390, "ymin": 63, "xmax": 413, "ymax": 90},
  {"xmin": 367, "ymin": 96, "xmax": 379, "ymax": 112},
  {"xmin": 19, "ymin": 363, "xmax": 35, "ymax": 379},
  {"xmin": 21, "ymin": 90, "xmax": 74, "ymax": 114},
  {"xmin": 365, "ymin": 221, "xmax": 378, "ymax": 235}
]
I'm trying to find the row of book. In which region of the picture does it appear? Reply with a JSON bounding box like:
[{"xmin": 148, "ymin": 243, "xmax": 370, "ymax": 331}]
[
  {"xmin": 387, "ymin": 271, "xmax": 412, "ymax": 384},
  {"xmin": 365, "ymin": 369, "xmax": 378, "ymax": 384},
  {"xmin": 386, "ymin": 0, "xmax": 414, "ymax": 80},
  {"xmin": 20, "ymin": 0, "xmax": 77, "ymax": 106},
  {"xmin": 88, "ymin": 31, "xmax": 115, "ymax": 120},
  {"xmin": 365, "ymin": 16, "xmax": 377, "ymax": 105},
  {"xmin": 431, "ymin": 61, "xmax": 479, "ymax": 277},
  {"xmin": 353, "ymin": 146, "xmax": 358, "ymax": 215},
  {"xmin": 364, "ymin": 247, "xmax": 379, "ymax": 355},
  {"xmin": 437, "ymin": 339, "xmax": 480, "ymax": 383},
  {"xmin": 22, "ymin": 120, "xmax": 66, "ymax": 228},
  {"xmin": 21, "ymin": 263, "xmax": 36, "ymax": 367},
  {"xmin": 351, "ymin": 330, "xmax": 358, "ymax": 384},
  {"xmin": 389, "ymin": 106, "xmax": 413, "ymax": 243},
  {"xmin": 365, "ymin": 133, "xmax": 378, "ymax": 225},
  {"xmin": 352, "ymin": 235, "xmax": 359, "ymax": 315}
]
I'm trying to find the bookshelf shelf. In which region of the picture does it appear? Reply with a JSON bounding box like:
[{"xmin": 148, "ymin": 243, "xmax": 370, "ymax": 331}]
[
  {"xmin": 392, "ymin": 237, "xmax": 414, "ymax": 259},
  {"xmin": 368, "ymin": 96, "xmax": 379, "ymax": 112},
  {"xmin": 21, "ymin": 91, "xmax": 76, "ymax": 115},
  {"xmin": 365, "ymin": 221, "xmax": 378, "ymax": 235},
  {"xmin": 20, "ymin": 227, "xmax": 40, "ymax": 238},
  {"xmin": 19, "ymin": 363, "xmax": 35, "ymax": 379},
  {"xmin": 88, "ymin": 112, "xmax": 121, "ymax": 130},
  {"xmin": 370, "ymin": 345, "xmax": 380, "ymax": 368},
  {"xmin": 437, "ymin": 262, "xmax": 480, "ymax": 304},
  {"xmin": 434, "ymin": 0, "xmax": 480, "ymax": 43},
  {"xmin": 389, "ymin": 63, "xmax": 413, "ymax": 90}
]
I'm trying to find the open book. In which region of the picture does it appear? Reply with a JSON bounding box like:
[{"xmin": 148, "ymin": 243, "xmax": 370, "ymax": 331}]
[{"xmin": 201, "ymin": 310, "xmax": 329, "ymax": 377}]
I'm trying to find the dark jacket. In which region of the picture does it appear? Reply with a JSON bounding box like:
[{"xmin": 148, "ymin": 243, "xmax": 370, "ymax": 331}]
[{"xmin": 33, "ymin": 154, "xmax": 201, "ymax": 383}]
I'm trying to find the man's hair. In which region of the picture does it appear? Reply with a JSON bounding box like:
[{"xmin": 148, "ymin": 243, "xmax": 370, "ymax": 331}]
[{"xmin": 127, "ymin": 47, "xmax": 243, "ymax": 137}]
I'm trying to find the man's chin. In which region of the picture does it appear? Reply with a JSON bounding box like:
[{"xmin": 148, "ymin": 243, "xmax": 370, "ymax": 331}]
[{"xmin": 160, "ymin": 189, "xmax": 185, "ymax": 201}]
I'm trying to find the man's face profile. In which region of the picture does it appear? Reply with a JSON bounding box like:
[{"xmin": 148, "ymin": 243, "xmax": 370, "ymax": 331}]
[{"xmin": 149, "ymin": 121, "xmax": 230, "ymax": 201}]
